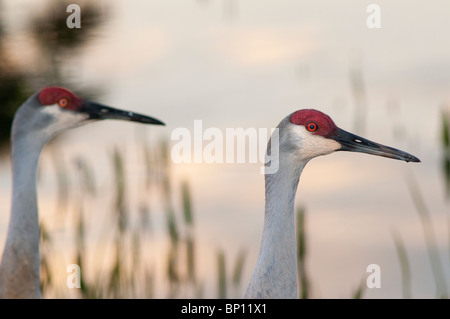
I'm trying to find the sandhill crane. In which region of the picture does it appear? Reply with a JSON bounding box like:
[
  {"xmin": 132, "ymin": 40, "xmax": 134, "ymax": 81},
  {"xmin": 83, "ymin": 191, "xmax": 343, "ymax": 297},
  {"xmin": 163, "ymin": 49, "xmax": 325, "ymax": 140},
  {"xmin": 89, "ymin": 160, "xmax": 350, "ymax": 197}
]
[
  {"xmin": 245, "ymin": 109, "xmax": 420, "ymax": 298},
  {"xmin": 0, "ymin": 87, "xmax": 164, "ymax": 298}
]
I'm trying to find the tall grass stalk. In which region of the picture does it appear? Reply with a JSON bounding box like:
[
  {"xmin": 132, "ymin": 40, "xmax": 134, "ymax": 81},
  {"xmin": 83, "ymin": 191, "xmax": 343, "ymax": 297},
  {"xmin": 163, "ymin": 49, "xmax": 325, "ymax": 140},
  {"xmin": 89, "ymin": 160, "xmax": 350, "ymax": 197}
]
[
  {"xmin": 296, "ymin": 206, "xmax": 309, "ymax": 299},
  {"xmin": 441, "ymin": 108, "xmax": 450, "ymax": 198},
  {"xmin": 406, "ymin": 171, "xmax": 448, "ymax": 298},
  {"xmin": 182, "ymin": 180, "xmax": 196, "ymax": 285},
  {"xmin": 39, "ymin": 222, "xmax": 52, "ymax": 296},
  {"xmin": 392, "ymin": 229, "xmax": 411, "ymax": 299},
  {"xmin": 351, "ymin": 278, "xmax": 366, "ymax": 299},
  {"xmin": 217, "ymin": 249, "xmax": 226, "ymax": 299},
  {"xmin": 32, "ymin": 108, "xmax": 249, "ymax": 299},
  {"xmin": 231, "ymin": 250, "xmax": 246, "ymax": 298}
]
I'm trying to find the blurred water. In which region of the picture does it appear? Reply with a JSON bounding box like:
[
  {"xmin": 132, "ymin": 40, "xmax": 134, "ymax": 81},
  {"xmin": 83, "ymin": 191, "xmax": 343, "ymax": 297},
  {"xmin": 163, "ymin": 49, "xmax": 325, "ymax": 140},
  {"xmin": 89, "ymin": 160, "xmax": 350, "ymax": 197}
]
[{"xmin": 0, "ymin": 0, "xmax": 449, "ymax": 298}]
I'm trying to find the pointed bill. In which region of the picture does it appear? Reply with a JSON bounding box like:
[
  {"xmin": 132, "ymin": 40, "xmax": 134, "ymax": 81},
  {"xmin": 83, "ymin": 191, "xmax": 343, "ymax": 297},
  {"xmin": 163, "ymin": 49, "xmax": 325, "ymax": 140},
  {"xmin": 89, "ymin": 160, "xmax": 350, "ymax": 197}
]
[
  {"xmin": 333, "ymin": 128, "xmax": 420, "ymax": 163},
  {"xmin": 81, "ymin": 101, "xmax": 165, "ymax": 125}
]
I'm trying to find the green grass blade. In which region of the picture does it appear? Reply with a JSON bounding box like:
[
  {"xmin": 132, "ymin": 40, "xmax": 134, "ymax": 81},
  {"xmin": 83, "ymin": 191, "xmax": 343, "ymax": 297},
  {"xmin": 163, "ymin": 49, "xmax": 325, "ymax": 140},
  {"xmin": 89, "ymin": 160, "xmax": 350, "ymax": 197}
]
[
  {"xmin": 296, "ymin": 206, "xmax": 310, "ymax": 299},
  {"xmin": 406, "ymin": 171, "xmax": 448, "ymax": 298},
  {"xmin": 217, "ymin": 249, "xmax": 226, "ymax": 299},
  {"xmin": 392, "ymin": 229, "xmax": 412, "ymax": 299}
]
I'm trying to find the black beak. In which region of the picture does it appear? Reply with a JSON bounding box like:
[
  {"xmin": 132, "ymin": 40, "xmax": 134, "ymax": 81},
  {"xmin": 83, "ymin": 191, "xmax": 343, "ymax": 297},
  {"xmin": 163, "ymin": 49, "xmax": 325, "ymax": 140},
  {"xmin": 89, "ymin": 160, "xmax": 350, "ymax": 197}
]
[
  {"xmin": 333, "ymin": 128, "xmax": 420, "ymax": 163},
  {"xmin": 81, "ymin": 101, "xmax": 165, "ymax": 125}
]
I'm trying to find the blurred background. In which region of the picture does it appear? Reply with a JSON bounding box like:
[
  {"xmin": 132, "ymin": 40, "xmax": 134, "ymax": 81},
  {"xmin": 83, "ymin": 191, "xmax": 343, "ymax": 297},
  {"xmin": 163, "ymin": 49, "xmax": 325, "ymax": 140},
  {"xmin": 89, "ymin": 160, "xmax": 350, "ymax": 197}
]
[{"xmin": 0, "ymin": 0, "xmax": 449, "ymax": 298}]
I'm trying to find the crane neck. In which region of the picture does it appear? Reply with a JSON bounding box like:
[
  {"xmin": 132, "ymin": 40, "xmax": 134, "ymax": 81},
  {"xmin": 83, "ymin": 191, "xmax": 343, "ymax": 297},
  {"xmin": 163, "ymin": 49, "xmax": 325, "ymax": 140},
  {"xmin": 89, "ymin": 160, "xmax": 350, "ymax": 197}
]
[
  {"xmin": 0, "ymin": 130, "xmax": 45, "ymax": 298},
  {"xmin": 245, "ymin": 151, "xmax": 307, "ymax": 298}
]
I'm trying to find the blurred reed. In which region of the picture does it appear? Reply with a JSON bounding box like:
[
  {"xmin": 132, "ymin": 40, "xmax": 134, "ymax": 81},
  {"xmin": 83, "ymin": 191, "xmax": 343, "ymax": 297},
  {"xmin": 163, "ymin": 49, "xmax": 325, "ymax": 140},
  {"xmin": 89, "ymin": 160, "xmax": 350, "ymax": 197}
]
[
  {"xmin": 352, "ymin": 279, "xmax": 366, "ymax": 299},
  {"xmin": 392, "ymin": 229, "xmax": 411, "ymax": 299},
  {"xmin": 405, "ymin": 171, "xmax": 448, "ymax": 298},
  {"xmin": 385, "ymin": 105, "xmax": 449, "ymax": 299},
  {"xmin": 214, "ymin": 248, "xmax": 246, "ymax": 299},
  {"xmin": 296, "ymin": 206, "xmax": 309, "ymax": 299},
  {"xmin": 39, "ymin": 222, "xmax": 53, "ymax": 296},
  {"xmin": 441, "ymin": 108, "xmax": 450, "ymax": 198},
  {"xmin": 295, "ymin": 205, "xmax": 366, "ymax": 299},
  {"xmin": 33, "ymin": 61, "xmax": 449, "ymax": 299},
  {"xmin": 231, "ymin": 250, "xmax": 246, "ymax": 298},
  {"xmin": 38, "ymin": 132, "xmax": 249, "ymax": 298},
  {"xmin": 217, "ymin": 250, "xmax": 226, "ymax": 299}
]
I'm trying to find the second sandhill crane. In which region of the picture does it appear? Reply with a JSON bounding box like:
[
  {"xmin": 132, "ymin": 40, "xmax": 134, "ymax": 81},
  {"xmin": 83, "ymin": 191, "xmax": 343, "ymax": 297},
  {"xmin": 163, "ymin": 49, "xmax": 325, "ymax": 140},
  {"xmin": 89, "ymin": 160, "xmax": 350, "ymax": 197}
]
[
  {"xmin": 0, "ymin": 87, "xmax": 164, "ymax": 298},
  {"xmin": 245, "ymin": 109, "xmax": 420, "ymax": 298}
]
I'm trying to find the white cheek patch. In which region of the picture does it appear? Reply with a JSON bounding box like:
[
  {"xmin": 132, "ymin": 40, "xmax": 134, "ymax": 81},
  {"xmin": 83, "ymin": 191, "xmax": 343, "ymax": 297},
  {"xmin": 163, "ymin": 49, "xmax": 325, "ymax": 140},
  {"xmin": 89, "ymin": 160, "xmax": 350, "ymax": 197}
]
[
  {"xmin": 41, "ymin": 104, "xmax": 63, "ymax": 116},
  {"xmin": 288, "ymin": 125, "xmax": 341, "ymax": 160},
  {"xmin": 41, "ymin": 104, "xmax": 88, "ymax": 137},
  {"xmin": 302, "ymin": 134, "xmax": 341, "ymax": 158}
]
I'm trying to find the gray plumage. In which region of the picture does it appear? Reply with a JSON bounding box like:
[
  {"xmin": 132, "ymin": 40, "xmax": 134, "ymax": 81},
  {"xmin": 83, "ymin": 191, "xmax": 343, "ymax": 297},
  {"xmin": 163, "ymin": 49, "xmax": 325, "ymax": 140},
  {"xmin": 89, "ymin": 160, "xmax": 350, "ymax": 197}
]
[
  {"xmin": 0, "ymin": 88, "xmax": 164, "ymax": 298},
  {"xmin": 245, "ymin": 110, "xmax": 420, "ymax": 298}
]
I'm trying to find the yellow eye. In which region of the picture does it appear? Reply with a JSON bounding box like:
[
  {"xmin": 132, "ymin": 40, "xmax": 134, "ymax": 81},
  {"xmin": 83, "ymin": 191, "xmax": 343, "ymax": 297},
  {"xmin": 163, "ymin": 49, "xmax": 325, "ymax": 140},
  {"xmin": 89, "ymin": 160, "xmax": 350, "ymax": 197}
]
[{"xmin": 58, "ymin": 98, "xmax": 69, "ymax": 107}]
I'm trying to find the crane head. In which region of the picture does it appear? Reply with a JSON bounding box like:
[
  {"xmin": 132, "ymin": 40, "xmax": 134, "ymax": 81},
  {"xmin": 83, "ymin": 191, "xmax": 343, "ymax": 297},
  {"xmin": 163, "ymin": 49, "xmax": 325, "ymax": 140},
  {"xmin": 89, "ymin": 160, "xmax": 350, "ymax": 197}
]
[
  {"xmin": 38, "ymin": 86, "xmax": 164, "ymax": 125},
  {"xmin": 286, "ymin": 109, "xmax": 420, "ymax": 162},
  {"xmin": 13, "ymin": 87, "xmax": 165, "ymax": 141}
]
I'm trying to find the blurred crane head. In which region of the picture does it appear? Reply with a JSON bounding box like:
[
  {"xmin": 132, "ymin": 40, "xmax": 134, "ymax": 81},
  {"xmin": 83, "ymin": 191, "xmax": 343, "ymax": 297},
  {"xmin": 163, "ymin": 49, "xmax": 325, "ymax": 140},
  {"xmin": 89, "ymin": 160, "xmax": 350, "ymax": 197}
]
[{"xmin": 12, "ymin": 86, "xmax": 164, "ymax": 144}]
